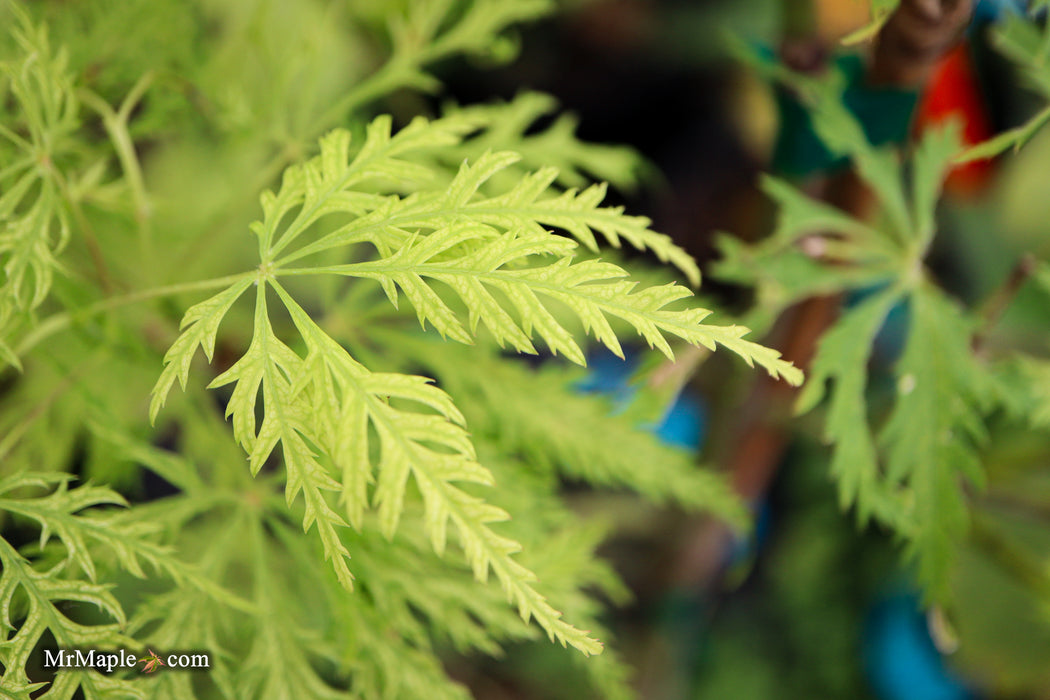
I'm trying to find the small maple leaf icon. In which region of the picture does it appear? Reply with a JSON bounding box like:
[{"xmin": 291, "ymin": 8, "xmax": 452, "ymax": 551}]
[{"xmin": 140, "ymin": 649, "xmax": 165, "ymax": 673}]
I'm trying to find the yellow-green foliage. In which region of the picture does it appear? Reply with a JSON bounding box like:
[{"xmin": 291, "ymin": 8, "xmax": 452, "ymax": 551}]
[{"xmin": 0, "ymin": 1, "xmax": 800, "ymax": 697}]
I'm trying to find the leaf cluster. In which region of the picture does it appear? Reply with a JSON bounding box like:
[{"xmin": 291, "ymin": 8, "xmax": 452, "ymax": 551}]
[
  {"xmin": 149, "ymin": 109, "xmax": 798, "ymax": 654},
  {"xmin": 720, "ymin": 42, "xmax": 1050, "ymax": 604},
  {"xmin": 0, "ymin": 473, "xmax": 184, "ymax": 699},
  {"xmin": 0, "ymin": 1, "xmax": 802, "ymax": 697}
]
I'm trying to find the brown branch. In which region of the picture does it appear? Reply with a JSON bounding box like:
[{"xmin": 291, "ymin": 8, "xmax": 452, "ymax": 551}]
[
  {"xmin": 972, "ymin": 253, "xmax": 1038, "ymax": 354},
  {"xmin": 981, "ymin": 490, "xmax": 1050, "ymax": 524},
  {"xmin": 970, "ymin": 512, "xmax": 1050, "ymax": 601}
]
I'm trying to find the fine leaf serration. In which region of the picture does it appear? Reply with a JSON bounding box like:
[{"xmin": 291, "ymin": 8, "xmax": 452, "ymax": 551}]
[
  {"xmin": 0, "ymin": 474, "xmax": 153, "ymax": 698},
  {"xmin": 151, "ymin": 115, "xmax": 801, "ymax": 654}
]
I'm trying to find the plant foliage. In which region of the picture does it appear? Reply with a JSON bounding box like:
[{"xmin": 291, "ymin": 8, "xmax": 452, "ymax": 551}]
[
  {"xmin": 7, "ymin": 0, "xmax": 1050, "ymax": 696},
  {"xmin": 719, "ymin": 25, "xmax": 1050, "ymax": 605},
  {"xmin": 0, "ymin": 0, "xmax": 801, "ymax": 696}
]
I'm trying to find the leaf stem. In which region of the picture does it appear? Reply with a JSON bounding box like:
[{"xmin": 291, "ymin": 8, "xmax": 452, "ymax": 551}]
[
  {"xmin": 970, "ymin": 512, "xmax": 1050, "ymax": 600},
  {"xmin": 972, "ymin": 253, "xmax": 1038, "ymax": 353},
  {"xmin": 13, "ymin": 272, "xmax": 254, "ymax": 360},
  {"xmin": 78, "ymin": 74, "xmax": 155, "ymax": 259},
  {"xmin": 50, "ymin": 168, "xmax": 115, "ymax": 294}
]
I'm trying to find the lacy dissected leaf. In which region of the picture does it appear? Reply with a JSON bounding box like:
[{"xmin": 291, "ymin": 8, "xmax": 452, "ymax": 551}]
[
  {"xmin": 0, "ymin": 9, "xmax": 78, "ymax": 332},
  {"xmin": 152, "ymin": 114, "xmax": 801, "ymax": 658},
  {"xmin": 199, "ymin": 280, "xmax": 602, "ymax": 653},
  {"xmin": 415, "ymin": 340, "xmax": 747, "ymax": 527},
  {"xmin": 0, "ymin": 182, "xmax": 68, "ymax": 312},
  {"xmin": 290, "ymin": 476, "xmax": 629, "ymax": 699},
  {"xmin": 130, "ymin": 450, "xmax": 615, "ymax": 700},
  {"xmin": 385, "ymin": 0, "xmax": 552, "ymax": 70},
  {"xmin": 255, "ymin": 116, "xmax": 479, "ymax": 260},
  {"xmin": 712, "ymin": 102, "xmax": 961, "ymax": 334},
  {"xmin": 461, "ymin": 450, "xmax": 635, "ymax": 697},
  {"xmin": 319, "ymin": 219, "xmax": 794, "ymax": 377},
  {"xmin": 133, "ymin": 495, "xmax": 523, "ymax": 700},
  {"xmin": 513, "ymin": 520, "xmax": 634, "ymax": 700},
  {"xmin": 271, "ymin": 124, "xmax": 701, "ymax": 285},
  {"xmin": 204, "ymin": 284, "xmax": 354, "ymax": 591},
  {"xmin": 344, "ymin": 520, "xmax": 535, "ymax": 658},
  {"xmin": 189, "ymin": 506, "xmax": 484, "ymax": 700},
  {"xmin": 0, "ymin": 474, "xmax": 174, "ymax": 583},
  {"xmin": 731, "ymin": 54, "xmax": 995, "ymax": 601},
  {"xmin": 0, "ymin": 540, "xmax": 134, "ymax": 699},
  {"xmin": 292, "ymin": 583, "xmax": 473, "ymax": 699},
  {"xmin": 124, "ymin": 503, "xmax": 340, "ymax": 700},
  {"xmin": 0, "ymin": 469, "xmax": 247, "ymax": 698},
  {"xmin": 437, "ymin": 92, "xmax": 696, "ymax": 279},
  {"xmin": 264, "ymin": 132, "xmax": 795, "ymax": 378},
  {"xmin": 0, "ymin": 474, "xmax": 146, "ymax": 699},
  {"xmin": 798, "ymin": 285, "xmax": 995, "ymax": 602},
  {"xmin": 441, "ymin": 91, "xmax": 645, "ymax": 191},
  {"xmin": 465, "ymin": 164, "xmax": 701, "ymax": 286},
  {"xmin": 796, "ymin": 289, "xmax": 903, "ymax": 524},
  {"xmin": 712, "ymin": 175, "xmax": 899, "ymax": 331},
  {"xmin": 878, "ymin": 286, "xmax": 995, "ymax": 601},
  {"xmin": 757, "ymin": 108, "xmax": 992, "ymax": 593},
  {"xmin": 149, "ymin": 276, "xmax": 254, "ymax": 422}
]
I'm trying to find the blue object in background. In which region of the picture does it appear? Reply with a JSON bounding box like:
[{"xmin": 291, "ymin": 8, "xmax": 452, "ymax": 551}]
[
  {"xmin": 652, "ymin": 391, "xmax": 706, "ymax": 451},
  {"xmin": 578, "ymin": 349, "xmax": 768, "ymax": 566},
  {"xmin": 974, "ymin": 0, "xmax": 1028, "ymax": 22},
  {"xmin": 576, "ymin": 349, "xmax": 708, "ymax": 452},
  {"xmin": 574, "ymin": 351, "xmax": 641, "ymax": 412},
  {"xmin": 577, "ymin": 349, "xmax": 771, "ymax": 573},
  {"xmin": 864, "ymin": 589, "xmax": 974, "ymax": 700}
]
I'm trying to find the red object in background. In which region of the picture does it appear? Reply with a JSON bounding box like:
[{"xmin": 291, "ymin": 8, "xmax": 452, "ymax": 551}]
[{"xmin": 915, "ymin": 42, "xmax": 996, "ymax": 197}]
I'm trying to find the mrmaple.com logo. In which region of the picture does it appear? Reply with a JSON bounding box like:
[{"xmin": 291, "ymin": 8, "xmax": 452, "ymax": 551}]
[{"xmin": 43, "ymin": 648, "xmax": 210, "ymax": 673}]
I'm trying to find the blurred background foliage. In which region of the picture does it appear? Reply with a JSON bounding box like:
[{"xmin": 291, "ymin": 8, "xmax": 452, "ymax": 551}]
[
  {"xmin": 429, "ymin": 1, "xmax": 1050, "ymax": 698},
  {"xmin": 4, "ymin": 0, "xmax": 1050, "ymax": 697}
]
